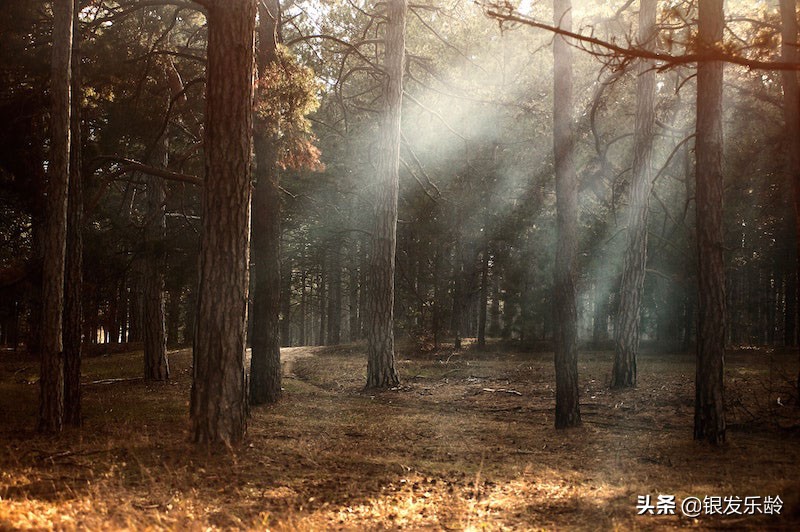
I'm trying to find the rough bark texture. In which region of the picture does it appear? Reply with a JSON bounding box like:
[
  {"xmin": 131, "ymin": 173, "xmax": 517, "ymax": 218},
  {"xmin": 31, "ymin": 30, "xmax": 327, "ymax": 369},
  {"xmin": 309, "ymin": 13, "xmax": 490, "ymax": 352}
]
[
  {"xmin": 694, "ymin": 0, "xmax": 726, "ymax": 445},
  {"xmin": 63, "ymin": 2, "xmax": 83, "ymax": 426},
  {"xmin": 365, "ymin": 0, "xmax": 406, "ymax": 389},
  {"xmin": 143, "ymin": 149, "xmax": 169, "ymax": 381},
  {"xmin": 612, "ymin": 0, "xmax": 657, "ymax": 389},
  {"xmin": 780, "ymin": 0, "xmax": 800, "ymax": 395},
  {"xmin": 552, "ymin": 0, "xmax": 581, "ymax": 429},
  {"xmin": 249, "ymin": 0, "xmax": 282, "ymax": 406},
  {"xmin": 190, "ymin": 0, "xmax": 256, "ymax": 446},
  {"xmin": 39, "ymin": 0, "xmax": 74, "ymax": 434}
]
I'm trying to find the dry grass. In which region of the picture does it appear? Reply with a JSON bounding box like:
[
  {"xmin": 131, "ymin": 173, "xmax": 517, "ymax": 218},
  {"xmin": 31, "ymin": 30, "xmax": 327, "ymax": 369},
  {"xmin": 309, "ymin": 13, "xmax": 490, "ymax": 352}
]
[{"xmin": 0, "ymin": 343, "xmax": 799, "ymax": 530}]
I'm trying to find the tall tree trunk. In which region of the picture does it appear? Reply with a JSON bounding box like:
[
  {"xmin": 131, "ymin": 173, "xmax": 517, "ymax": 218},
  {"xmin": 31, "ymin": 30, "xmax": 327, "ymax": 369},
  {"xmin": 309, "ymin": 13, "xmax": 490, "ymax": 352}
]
[
  {"xmin": 190, "ymin": 0, "xmax": 256, "ymax": 446},
  {"xmin": 552, "ymin": 0, "xmax": 580, "ymax": 429},
  {"xmin": 299, "ymin": 269, "xmax": 307, "ymax": 345},
  {"xmin": 249, "ymin": 0, "xmax": 282, "ymax": 406},
  {"xmin": 63, "ymin": 1, "xmax": 83, "ymax": 426},
  {"xmin": 317, "ymin": 265, "xmax": 326, "ymax": 346},
  {"xmin": 694, "ymin": 0, "xmax": 726, "ymax": 445},
  {"xmin": 280, "ymin": 257, "xmax": 292, "ymax": 346},
  {"xmin": 365, "ymin": 0, "xmax": 405, "ymax": 389},
  {"xmin": 477, "ymin": 246, "xmax": 489, "ymax": 349},
  {"xmin": 780, "ymin": 0, "xmax": 800, "ymax": 394},
  {"xmin": 39, "ymin": 0, "xmax": 74, "ymax": 434},
  {"xmin": 349, "ymin": 248, "xmax": 360, "ymax": 342},
  {"xmin": 327, "ymin": 246, "xmax": 342, "ymax": 345},
  {"xmin": 166, "ymin": 288, "xmax": 181, "ymax": 348},
  {"xmin": 143, "ymin": 143, "xmax": 169, "ymax": 381},
  {"xmin": 451, "ymin": 238, "xmax": 464, "ymax": 350},
  {"xmin": 612, "ymin": 0, "xmax": 657, "ymax": 388}
]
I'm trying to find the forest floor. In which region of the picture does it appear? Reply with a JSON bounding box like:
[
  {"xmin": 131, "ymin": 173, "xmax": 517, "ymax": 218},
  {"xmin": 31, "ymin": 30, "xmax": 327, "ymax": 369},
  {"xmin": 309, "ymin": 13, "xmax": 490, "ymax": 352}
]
[{"xmin": 1, "ymin": 342, "xmax": 799, "ymax": 530}]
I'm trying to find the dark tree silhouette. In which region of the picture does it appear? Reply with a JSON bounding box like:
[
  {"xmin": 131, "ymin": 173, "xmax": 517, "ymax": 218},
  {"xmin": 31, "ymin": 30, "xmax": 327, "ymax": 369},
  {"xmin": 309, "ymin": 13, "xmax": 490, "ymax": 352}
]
[
  {"xmin": 552, "ymin": 0, "xmax": 580, "ymax": 429},
  {"xmin": 694, "ymin": 0, "xmax": 726, "ymax": 445}
]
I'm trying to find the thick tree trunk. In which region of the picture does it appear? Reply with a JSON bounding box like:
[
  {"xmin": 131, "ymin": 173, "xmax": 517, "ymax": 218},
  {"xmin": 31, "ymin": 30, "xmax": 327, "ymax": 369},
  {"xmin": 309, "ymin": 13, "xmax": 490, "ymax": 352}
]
[
  {"xmin": 552, "ymin": 0, "xmax": 580, "ymax": 429},
  {"xmin": 190, "ymin": 0, "xmax": 256, "ymax": 446},
  {"xmin": 694, "ymin": 0, "xmax": 726, "ymax": 445},
  {"xmin": 39, "ymin": 0, "xmax": 74, "ymax": 434},
  {"xmin": 366, "ymin": 0, "xmax": 405, "ymax": 389},
  {"xmin": 612, "ymin": 0, "xmax": 657, "ymax": 388},
  {"xmin": 249, "ymin": 0, "xmax": 282, "ymax": 406},
  {"xmin": 63, "ymin": 4, "xmax": 83, "ymax": 425},
  {"xmin": 780, "ymin": 0, "xmax": 800, "ymax": 395}
]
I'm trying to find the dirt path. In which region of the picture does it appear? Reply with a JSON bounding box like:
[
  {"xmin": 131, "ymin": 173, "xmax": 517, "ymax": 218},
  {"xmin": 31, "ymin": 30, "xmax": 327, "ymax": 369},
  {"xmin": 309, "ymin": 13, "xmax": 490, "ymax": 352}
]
[{"xmin": 240, "ymin": 345, "xmax": 320, "ymax": 376}]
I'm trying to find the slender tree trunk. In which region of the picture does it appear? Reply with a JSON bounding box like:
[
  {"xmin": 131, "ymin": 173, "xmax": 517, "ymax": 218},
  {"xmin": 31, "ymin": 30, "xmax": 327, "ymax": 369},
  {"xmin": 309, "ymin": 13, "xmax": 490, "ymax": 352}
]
[
  {"xmin": 612, "ymin": 0, "xmax": 657, "ymax": 388},
  {"xmin": 552, "ymin": 0, "xmax": 580, "ymax": 429},
  {"xmin": 365, "ymin": 0, "xmax": 405, "ymax": 388},
  {"xmin": 452, "ymin": 239, "xmax": 464, "ymax": 350},
  {"xmin": 477, "ymin": 246, "xmax": 489, "ymax": 349},
  {"xmin": 63, "ymin": 2, "xmax": 82, "ymax": 425},
  {"xmin": 694, "ymin": 0, "xmax": 726, "ymax": 445},
  {"xmin": 166, "ymin": 288, "xmax": 181, "ymax": 348},
  {"xmin": 39, "ymin": 0, "xmax": 74, "ymax": 433},
  {"xmin": 489, "ymin": 262, "xmax": 501, "ymax": 338},
  {"xmin": 299, "ymin": 268, "xmax": 308, "ymax": 345},
  {"xmin": 317, "ymin": 264, "xmax": 326, "ymax": 346},
  {"xmin": 143, "ymin": 142, "xmax": 169, "ymax": 381},
  {"xmin": 190, "ymin": 0, "xmax": 256, "ymax": 446},
  {"xmin": 249, "ymin": 0, "xmax": 282, "ymax": 406},
  {"xmin": 280, "ymin": 257, "xmax": 292, "ymax": 347},
  {"xmin": 349, "ymin": 248, "xmax": 360, "ymax": 342},
  {"xmin": 327, "ymin": 246, "xmax": 342, "ymax": 345}
]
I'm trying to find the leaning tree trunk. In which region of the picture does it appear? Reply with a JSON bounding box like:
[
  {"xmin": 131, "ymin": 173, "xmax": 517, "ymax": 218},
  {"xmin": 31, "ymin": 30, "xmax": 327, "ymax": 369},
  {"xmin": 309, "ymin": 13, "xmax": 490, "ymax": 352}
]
[
  {"xmin": 780, "ymin": 0, "xmax": 800, "ymax": 395},
  {"xmin": 249, "ymin": 0, "xmax": 282, "ymax": 406},
  {"xmin": 694, "ymin": 0, "xmax": 726, "ymax": 445},
  {"xmin": 190, "ymin": 0, "xmax": 256, "ymax": 446},
  {"xmin": 612, "ymin": 0, "xmax": 657, "ymax": 389},
  {"xmin": 39, "ymin": 0, "xmax": 74, "ymax": 434},
  {"xmin": 365, "ymin": 0, "xmax": 406, "ymax": 389},
  {"xmin": 552, "ymin": 0, "xmax": 581, "ymax": 429},
  {"xmin": 63, "ymin": 0, "xmax": 83, "ymax": 426}
]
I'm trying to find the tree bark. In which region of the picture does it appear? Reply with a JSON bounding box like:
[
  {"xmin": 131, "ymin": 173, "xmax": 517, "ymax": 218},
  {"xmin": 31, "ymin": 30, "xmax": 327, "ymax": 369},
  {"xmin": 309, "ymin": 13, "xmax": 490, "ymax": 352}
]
[
  {"xmin": 694, "ymin": 0, "xmax": 726, "ymax": 445},
  {"xmin": 552, "ymin": 0, "xmax": 581, "ymax": 429},
  {"xmin": 63, "ymin": 1, "xmax": 83, "ymax": 426},
  {"xmin": 366, "ymin": 0, "xmax": 406, "ymax": 389},
  {"xmin": 39, "ymin": 0, "xmax": 74, "ymax": 434},
  {"xmin": 477, "ymin": 246, "xmax": 489, "ymax": 349},
  {"xmin": 612, "ymin": 0, "xmax": 657, "ymax": 388},
  {"xmin": 780, "ymin": 0, "xmax": 800, "ymax": 395},
  {"xmin": 327, "ymin": 246, "xmax": 342, "ymax": 345},
  {"xmin": 249, "ymin": 0, "xmax": 282, "ymax": 406},
  {"xmin": 143, "ymin": 147, "xmax": 169, "ymax": 381},
  {"xmin": 190, "ymin": 0, "xmax": 256, "ymax": 446}
]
